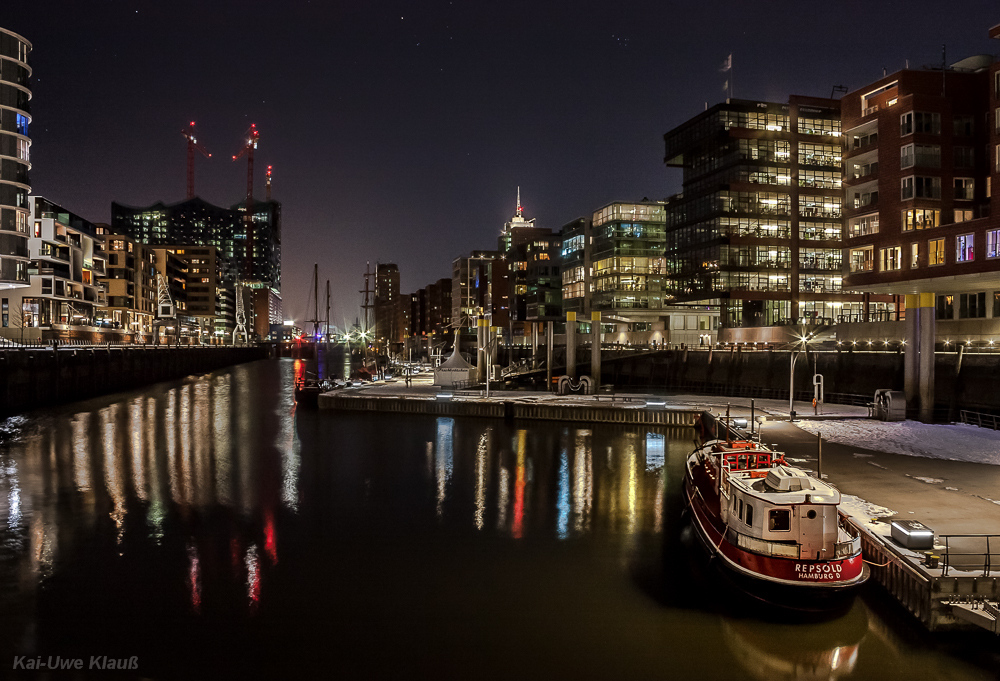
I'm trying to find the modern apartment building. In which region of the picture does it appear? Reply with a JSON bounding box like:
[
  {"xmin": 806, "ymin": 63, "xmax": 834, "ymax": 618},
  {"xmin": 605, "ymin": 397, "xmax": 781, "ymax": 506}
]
[
  {"xmin": 0, "ymin": 26, "xmax": 31, "ymax": 291},
  {"xmin": 1, "ymin": 197, "xmax": 107, "ymax": 342},
  {"xmin": 842, "ymin": 51, "xmax": 998, "ymax": 330},
  {"xmin": 96, "ymin": 232, "xmax": 156, "ymax": 338},
  {"xmin": 663, "ymin": 97, "xmax": 885, "ymax": 343}
]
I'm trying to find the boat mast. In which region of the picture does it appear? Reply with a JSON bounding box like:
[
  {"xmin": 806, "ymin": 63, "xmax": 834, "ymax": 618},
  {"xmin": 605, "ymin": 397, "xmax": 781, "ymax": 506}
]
[{"xmin": 313, "ymin": 263, "xmax": 319, "ymax": 340}]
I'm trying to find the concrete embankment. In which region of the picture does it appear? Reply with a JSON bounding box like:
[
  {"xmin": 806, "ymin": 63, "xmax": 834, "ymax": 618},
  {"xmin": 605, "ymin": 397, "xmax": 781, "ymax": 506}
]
[
  {"xmin": 319, "ymin": 392, "xmax": 699, "ymax": 426},
  {"xmin": 599, "ymin": 347, "xmax": 1000, "ymax": 417},
  {"xmin": 0, "ymin": 346, "xmax": 267, "ymax": 414}
]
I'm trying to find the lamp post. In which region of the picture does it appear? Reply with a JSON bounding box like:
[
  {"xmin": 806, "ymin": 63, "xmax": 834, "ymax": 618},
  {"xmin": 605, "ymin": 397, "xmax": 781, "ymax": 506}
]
[{"xmin": 788, "ymin": 331, "xmax": 815, "ymax": 421}]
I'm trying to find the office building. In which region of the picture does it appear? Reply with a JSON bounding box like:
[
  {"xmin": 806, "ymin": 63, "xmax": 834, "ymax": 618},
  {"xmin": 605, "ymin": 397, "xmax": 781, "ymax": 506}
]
[{"xmin": 663, "ymin": 97, "xmax": 881, "ymax": 343}]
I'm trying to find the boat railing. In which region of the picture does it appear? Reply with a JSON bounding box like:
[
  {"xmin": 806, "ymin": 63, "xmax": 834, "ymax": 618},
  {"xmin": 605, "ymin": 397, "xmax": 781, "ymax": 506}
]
[
  {"xmin": 835, "ymin": 535, "xmax": 861, "ymax": 558},
  {"xmin": 835, "ymin": 513, "xmax": 863, "ymax": 558},
  {"xmin": 720, "ymin": 450, "xmax": 779, "ymax": 473},
  {"xmin": 728, "ymin": 527, "xmax": 800, "ymax": 559}
]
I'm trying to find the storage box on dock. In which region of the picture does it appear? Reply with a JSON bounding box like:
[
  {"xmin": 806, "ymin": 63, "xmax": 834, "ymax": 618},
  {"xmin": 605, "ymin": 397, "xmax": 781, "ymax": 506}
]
[{"xmin": 891, "ymin": 520, "xmax": 934, "ymax": 549}]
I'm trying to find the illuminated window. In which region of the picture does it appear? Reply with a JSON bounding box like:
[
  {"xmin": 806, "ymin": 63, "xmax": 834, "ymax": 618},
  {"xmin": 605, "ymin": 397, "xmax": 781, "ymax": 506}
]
[
  {"xmin": 910, "ymin": 243, "xmax": 919, "ymax": 269},
  {"xmin": 848, "ymin": 214, "xmax": 879, "ymax": 238},
  {"xmin": 956, "ymin": 234, "xmax": 974, "ymax": 262},
  {"xmin": 902, "ymin": 208, "xmax": 939, "ymax": 231},
  {"xmin": 880, "ymin": 246, "xmax": 902, "ymax": 271},
  {"xmin": 849, "ymin": 246, "xmax": 874, "ymax": 272},
  {"xmin": 987, "ymin": 230, "xmax": 1000, "ymax": 259}
]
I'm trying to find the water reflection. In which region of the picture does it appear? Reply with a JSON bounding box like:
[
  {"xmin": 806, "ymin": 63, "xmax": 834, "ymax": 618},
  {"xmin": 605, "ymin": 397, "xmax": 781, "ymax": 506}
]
[{"xmin": 0, "ymin": 360, "xmax": 993, "ymax": 680}]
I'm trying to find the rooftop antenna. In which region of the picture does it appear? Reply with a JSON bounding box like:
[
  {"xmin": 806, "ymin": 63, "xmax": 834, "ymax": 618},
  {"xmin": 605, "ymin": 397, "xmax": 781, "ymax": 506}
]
[
  {"xmin": 516, "ymin": 186, "xmax": 523, "ymax": 217},
  {"xmin": 942, "ymin": 44, "xmax": 947, "ymax": 97}
]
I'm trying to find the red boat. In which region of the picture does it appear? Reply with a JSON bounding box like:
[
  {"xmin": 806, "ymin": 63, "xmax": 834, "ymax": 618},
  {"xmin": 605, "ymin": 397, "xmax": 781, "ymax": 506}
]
[{"xmin": 684, "ymin": 416, "xmax": 868, "ymax": 608}]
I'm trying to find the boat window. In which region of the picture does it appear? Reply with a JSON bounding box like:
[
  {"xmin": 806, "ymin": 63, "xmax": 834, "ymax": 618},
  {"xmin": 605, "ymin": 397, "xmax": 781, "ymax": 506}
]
[
  {"xmin": 737, "ymin": 498, "xmax": 744, "ymax": 519},
  {"xmin": 769, "ymin": 509, "xmax": 791, "ymax": 532},
  {"xmin": 745, "ymin": 503, "xmax": 754, "ymax": 527}
]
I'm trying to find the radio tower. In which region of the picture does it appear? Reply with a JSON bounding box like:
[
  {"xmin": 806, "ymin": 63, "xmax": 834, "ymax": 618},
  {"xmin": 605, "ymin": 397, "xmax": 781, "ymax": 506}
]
[
  {"xmin": 266, "ymin": 165, "xmax": 273, "ymax": 201},
  {"xmin": 232, "ymin": 124, "xmax": 260, "ymax": 280},
  {"xmin": 181, "ymin": 122, "xmax": 211, "ymax": 200}
]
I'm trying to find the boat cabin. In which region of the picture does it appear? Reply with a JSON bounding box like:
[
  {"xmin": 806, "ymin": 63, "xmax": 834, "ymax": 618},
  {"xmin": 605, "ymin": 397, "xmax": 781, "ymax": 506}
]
[{"xmin": 719, "ymin": 455, "xmax": 845, "ymax": 561}]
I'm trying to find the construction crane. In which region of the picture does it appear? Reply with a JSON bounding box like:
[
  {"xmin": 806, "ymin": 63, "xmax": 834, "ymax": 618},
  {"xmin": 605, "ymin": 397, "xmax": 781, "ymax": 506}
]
[
  {"xmin": 266, "ymin": 165, "xmax": 273, "ymax": 201},
  {"xmin": 181, "ymin": 122, "xmax": 212, "ymax": 200},
  {"xmin": 152, "ymin": 272, "xmax": 176, "ymax": 345},
  {"xmin": 233, "ymin": 278, "xmax": 249, "ymax": 345},
  {"xmin": 232, "ymin": 124, "xmax": 260, "ymax": 281}
]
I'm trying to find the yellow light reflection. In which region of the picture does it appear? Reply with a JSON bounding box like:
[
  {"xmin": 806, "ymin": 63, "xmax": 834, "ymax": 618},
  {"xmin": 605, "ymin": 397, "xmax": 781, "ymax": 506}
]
[
  {"xmin": 128, "ymin": 397, "xmax": 147, "ymax": 502},
  {"xmin": 101, "ymin": 404, "xmax": 126, "ymax": 546},
  {"xmin": 474, "ymin": 428, "xmax": 489, "ymax": 530}
]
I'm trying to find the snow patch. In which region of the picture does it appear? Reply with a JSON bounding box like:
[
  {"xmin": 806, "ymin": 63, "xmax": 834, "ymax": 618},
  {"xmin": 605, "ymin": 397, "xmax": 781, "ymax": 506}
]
[{"xmin": 796, "ymin": 419, "xmax": 1000, "ymax": 466}]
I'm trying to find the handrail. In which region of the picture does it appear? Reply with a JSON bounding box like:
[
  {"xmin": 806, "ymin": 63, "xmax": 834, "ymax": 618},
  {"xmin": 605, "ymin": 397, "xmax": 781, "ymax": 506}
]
[
  {"xmin": 959, "ymin": 410, "xmax": 1000, "ymax": 431},
  {"xmin": 940, "ymin": 534, "xmax": 999, "ymax": 577}
]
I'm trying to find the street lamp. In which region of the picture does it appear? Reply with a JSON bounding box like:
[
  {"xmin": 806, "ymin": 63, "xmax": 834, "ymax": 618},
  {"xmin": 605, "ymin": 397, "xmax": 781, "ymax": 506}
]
[{"xmin": 788, "ymin": 331, "xmax": 816, "ymax": 421}]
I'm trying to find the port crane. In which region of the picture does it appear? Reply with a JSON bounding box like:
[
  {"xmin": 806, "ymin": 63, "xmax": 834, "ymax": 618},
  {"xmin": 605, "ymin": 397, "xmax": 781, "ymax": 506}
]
[
  {"xmin": 152, "ymin": 272, "xmax": 176, "ymax": 345},
  {"xmin": 181, "ymin": 122, "xmax": 211, "ymax": 200},
  {"xmin": 232, "ymin": 125, "xmax": 260, "ymax": 280},
  {"xmin": 233, "ymin": 278, "xmax": 249, "ymax": 345}
]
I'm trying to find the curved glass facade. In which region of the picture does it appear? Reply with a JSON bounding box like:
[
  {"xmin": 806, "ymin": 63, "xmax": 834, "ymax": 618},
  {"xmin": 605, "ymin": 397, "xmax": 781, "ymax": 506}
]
[{"xmin": 0, "ymin": 26, "xmax": 30, "ymax": 289}]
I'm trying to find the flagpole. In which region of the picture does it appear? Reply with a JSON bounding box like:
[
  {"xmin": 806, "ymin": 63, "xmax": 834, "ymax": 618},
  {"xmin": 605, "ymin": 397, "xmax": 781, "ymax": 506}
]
[{"xmin": 730, "ymin": 54, "xmax": 734, "ymax": 99}]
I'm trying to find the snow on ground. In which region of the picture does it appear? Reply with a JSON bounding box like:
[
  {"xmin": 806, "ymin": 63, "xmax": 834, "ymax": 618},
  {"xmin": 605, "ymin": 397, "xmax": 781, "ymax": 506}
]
[{"xmin": 795, "ymin": 419, "xmax": 1000, "ymax": 466}]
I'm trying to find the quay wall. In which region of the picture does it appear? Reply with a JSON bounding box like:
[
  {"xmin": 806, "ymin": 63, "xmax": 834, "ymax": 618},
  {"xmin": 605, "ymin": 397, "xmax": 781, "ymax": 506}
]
[
  {"xmin": 319, "ymin": 394, "xmax": 700, "ymax": 427},
  {"xmin": 600, "ymin": 348, "xmax": 1000, "ymax": 416},
  {"xmin": 846, "ymin": 516, "xmax": 999, "ymax": 632},
  {"xmin": 0, "ymin": 346, "xmax": 267, "ymax": 415}
]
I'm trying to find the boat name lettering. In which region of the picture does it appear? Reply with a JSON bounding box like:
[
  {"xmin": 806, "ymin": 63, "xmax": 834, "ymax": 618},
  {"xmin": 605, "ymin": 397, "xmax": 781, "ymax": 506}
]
[
  {"xmin": 794, "ymin": 563, "xmax": 843, "ymax": 573},
  {"xmin": 794, "ymin": 563, "xmax": 843, "ymax": 579}
]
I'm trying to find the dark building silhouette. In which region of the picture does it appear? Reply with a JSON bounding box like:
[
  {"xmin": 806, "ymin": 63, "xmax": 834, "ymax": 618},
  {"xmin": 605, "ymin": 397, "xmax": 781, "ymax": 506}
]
[{"xmin": 110, "ymin": 196, "xmax": 281, "ymax": 291}]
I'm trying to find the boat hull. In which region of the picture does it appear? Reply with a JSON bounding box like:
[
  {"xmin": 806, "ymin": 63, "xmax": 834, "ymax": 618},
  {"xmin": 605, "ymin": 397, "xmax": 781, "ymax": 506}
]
[{"xmin": 684, "ymin": 475, "xmax": 868, "ymax": 610}]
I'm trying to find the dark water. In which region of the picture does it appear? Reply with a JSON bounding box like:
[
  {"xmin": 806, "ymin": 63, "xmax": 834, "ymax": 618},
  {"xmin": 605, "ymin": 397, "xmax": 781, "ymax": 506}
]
[{"xmin": 0, "ymin": 359, "xmax": 996, "ymax": 680}]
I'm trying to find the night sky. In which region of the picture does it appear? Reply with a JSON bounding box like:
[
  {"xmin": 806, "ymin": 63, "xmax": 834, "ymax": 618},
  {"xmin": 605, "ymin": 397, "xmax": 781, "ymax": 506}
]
[{"xmin": 3, "ymin": 2, "xmax": 998, "ymax": 327}]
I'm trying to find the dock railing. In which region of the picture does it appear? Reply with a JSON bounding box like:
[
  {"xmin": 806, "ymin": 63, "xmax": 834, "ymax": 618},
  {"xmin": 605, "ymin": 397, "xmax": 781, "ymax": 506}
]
[
  {"xmin": 958, "ymin": 410, "xmax": 1000, "ymax": 431},
  {"xmin": 940, "ymin": 534, "xmax": 999, "ymax": 577}
]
